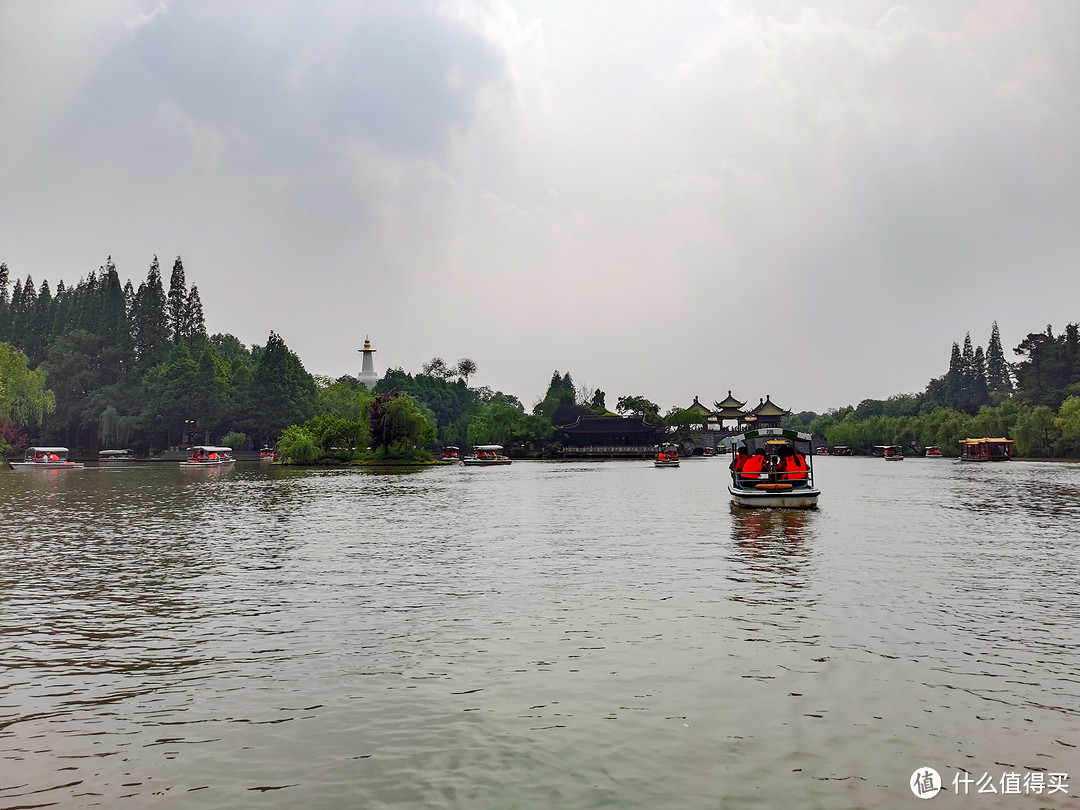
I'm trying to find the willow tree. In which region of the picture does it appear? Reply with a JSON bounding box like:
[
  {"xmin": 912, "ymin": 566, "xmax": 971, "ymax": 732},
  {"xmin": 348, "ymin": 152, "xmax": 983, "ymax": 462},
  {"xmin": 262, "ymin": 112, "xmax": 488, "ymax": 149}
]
[{"xmin": 0, "ymin": 342, "xmax": 56, "ymax": 426}]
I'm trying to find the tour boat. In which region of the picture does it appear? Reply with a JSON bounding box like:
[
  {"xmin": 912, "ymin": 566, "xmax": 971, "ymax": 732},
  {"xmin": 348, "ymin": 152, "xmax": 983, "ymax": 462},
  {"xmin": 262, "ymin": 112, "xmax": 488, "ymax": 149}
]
[
  {"xmin": 832, "ymin": 446, "xmax": 853, "ymax": 456},
  {"xmin": 728, "ymin": 428, "xmax": 819, "ymax": 508},
  {"xmin": 815, "ymin": 446, "xmax": 828, "ymax": 455},
  {"xmin": 99, "ymin": 448, "xmax": 135, "ymax": 462},
  {"xmin": 462, "ymin": 445, "xmax": 511, "ymax": 466},
  {"xmin": 654, "ymin": 442, "xmax": 680, "ymax": 468},
  {"xmin": 9, "ymin": 446, "xmax": 85, "ymax": 470},
  {"xmin": 180, "ymin": 446, "xmax": 236, "ymax": 466},
  {"xmin": 259, "ymin": 446, "xmax": 276, "ymax": 462},
  {"xmin": 924, "ymin": 446, "xmax": 943, "ymax": 457},
  {"xmin": 875, "ymin": 445, "xmax": 904, "ymax": 461},
  {"xmin": 441, "ymin": 446, "xmax": 461, "ymax": 462},
  {"xmin": 959, "ymin": 437, "xmax": 1013, "ymax": 462}
]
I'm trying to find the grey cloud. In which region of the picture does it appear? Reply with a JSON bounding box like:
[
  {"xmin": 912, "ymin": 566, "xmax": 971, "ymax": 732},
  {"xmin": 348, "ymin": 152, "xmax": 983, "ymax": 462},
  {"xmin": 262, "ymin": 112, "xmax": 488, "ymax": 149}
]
[{"xmin": 130, "ymin": 3, "xmax": 507, "ymax": 171}]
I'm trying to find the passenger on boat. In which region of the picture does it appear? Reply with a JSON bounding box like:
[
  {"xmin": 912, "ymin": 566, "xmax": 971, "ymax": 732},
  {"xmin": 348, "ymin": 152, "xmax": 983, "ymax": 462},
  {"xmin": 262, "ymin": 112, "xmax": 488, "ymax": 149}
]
[
  {"xmin": 740, "ymin": 450, "xmax": 767, "ymax": 481},
  {"xmin": 779, "ymin": 447, "xmax": 808, "ymax": 482},
  {"xmin": 732, "ymin": 447, "xmax": 749, "ymax": 472},
  {"xmin": 49, "ymin": 453, "xmax": 60, "ymax": 462}
]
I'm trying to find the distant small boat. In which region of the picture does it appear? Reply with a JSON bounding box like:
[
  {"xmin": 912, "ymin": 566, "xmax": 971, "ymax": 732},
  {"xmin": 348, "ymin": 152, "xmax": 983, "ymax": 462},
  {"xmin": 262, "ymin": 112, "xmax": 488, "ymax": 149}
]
[
  {"xmin": 259, "ymin": 446, "xmax": 276, "ymax": 462},
  {"xmin": 99, "ymin": 448, "xmax": 135, "ymax": 462},
  {"xmin": 9, "ymin": 446, "xmax": 84, "ymax": 470},
  {"xmin": 654, "ymin": 442, "xmax": 680, "ymax": 468},
  {"xmin": 924, "ymin": 446, "xmax": 943, "ymax": 457},
  {"xmin": 462, "ymin": 445, "xmax": 511, "ymax": 466},
  {"xmin": 815, "ymin": 447, "xmax": 828, "ymax": 455},
  {"xmin": 180, "ymin": 446, "xmax": 235, "ymax": 466},
  {"xmin": 441, "ymin": 446, "xmax": 461, "ymax": 462},
  {"xmin": 832, "ymin": 446, "xmax": 853, "ymax": 456},
  {"xmin": 876, "ymin": 445, "xmax": 904, "ymax": 461},
  {"xmin": 959, "ymin": 438, "xmax": 1013, "ymax": 462}
]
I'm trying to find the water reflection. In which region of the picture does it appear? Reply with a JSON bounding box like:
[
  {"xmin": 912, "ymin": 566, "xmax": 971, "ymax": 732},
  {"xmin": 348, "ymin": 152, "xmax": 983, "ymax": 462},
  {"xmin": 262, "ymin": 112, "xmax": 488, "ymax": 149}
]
[{"xmin": 727, "ymin": 507, "xmax": 816, "ymax": 610}]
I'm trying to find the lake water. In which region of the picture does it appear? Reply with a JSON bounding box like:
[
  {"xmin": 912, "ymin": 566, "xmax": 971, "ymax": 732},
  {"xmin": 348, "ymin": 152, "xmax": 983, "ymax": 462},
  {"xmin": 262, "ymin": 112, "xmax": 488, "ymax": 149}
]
[{"xmin": 1, "ymin": 457, "xmax": 1078, "ymax": 809}]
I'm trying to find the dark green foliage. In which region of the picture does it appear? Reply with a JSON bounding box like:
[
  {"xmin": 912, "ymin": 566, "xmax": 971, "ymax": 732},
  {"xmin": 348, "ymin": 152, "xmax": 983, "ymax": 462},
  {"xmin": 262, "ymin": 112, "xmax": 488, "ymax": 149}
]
[
  {"xmin": 985, "ymin": 321, "xmax": 1011, "ymax": 393},
  {"xmin": 167, "ymin": 256, "xmax": 187, "ymax": 344},
  {"xmin": 248, "ymin": 331, "xmax": 318, "ymax": 446},
  {"xmin": 369, "ymin": 391, "xmax": 434, "ymax": 454},
  {"xmin": 533, "ymin": 370, "xmax": 589, "ymax": 427},
  {"xmin": 131, "ymin": 258, "xmax": 171, "ymax": 367},
  {"xmin": 376, "ymin": 367, "xmax": 482, "ymax": 447}
]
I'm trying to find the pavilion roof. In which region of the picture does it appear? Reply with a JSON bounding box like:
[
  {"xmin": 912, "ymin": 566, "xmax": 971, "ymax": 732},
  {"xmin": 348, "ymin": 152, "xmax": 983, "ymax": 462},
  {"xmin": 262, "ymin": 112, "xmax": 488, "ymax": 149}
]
[
  {"xmin": 749, "ymin": 395, "xmax": 789, "ymax": 417},
  {"xmin": 714, "ymin": 390, "xmax": 746, "ymax": 409}
]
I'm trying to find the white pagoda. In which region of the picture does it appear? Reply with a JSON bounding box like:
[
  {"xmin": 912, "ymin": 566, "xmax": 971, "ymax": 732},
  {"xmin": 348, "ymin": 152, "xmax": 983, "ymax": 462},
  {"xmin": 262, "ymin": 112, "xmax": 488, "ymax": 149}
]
[{"xmin": 357, "ymin": 336, "xmax": 379, "ymax": 389}]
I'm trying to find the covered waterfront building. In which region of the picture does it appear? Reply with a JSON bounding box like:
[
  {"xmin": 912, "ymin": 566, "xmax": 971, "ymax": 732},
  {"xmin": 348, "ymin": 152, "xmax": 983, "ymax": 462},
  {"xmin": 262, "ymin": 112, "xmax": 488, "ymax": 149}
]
[
  {"xmin": 560, "ymin": 415, "xmax": 660, "ymax": 458},
  {"xmin": 357, "ymin": 336, "xmax": 379, "ymax": 389}
]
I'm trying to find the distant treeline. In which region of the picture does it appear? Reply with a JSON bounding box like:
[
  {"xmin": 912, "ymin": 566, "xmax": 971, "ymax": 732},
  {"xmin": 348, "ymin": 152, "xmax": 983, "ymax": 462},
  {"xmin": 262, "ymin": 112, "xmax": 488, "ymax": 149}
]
[
  {"xmin": 784, "ymin": 322, "xmax": 1080, "ymax": 457},
  {"xmin": 0, "ymin": 257, "xmax": 319, "ymax": 454},
  {"xmin": 0, "ymin": 258, "xmax": 704, "ymax": 460}
]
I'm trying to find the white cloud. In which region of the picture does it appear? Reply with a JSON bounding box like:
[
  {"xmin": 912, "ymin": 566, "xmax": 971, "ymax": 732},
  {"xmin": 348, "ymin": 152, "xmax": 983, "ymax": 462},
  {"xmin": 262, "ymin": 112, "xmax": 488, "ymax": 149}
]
[{"xmin": 124, "ymin": 0, "xmax": 168, "ymax": 33}]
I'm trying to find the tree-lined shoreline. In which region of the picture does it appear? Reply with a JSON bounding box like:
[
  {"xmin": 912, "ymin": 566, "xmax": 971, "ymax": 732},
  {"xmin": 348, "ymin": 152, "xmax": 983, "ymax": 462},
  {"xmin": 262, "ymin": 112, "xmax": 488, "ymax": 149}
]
[{"xmin": 2, "ymin": 258, "xmax": 1079, "ymax": 460}]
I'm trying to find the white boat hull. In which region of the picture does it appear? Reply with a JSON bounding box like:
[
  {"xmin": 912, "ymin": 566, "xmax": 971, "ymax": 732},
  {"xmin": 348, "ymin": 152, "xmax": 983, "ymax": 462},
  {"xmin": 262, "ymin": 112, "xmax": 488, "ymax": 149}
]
[
  {"xmin": 9, "ymin": 461, "xmax": 84, "ymax": 470},
  {"xmin": 179, "ymin": 459, "xmax": 236, "ymax": 467},
  {"xmin": 462, "ymin": 458, "xmax": 511, "ymax": 466},
  {"xmin": 728, "ymin": 485, "xmax": 820, "ymax": 509},
  {"xmin": 654, "ymin": 460, "xmax": 680, "ymax": 468}
]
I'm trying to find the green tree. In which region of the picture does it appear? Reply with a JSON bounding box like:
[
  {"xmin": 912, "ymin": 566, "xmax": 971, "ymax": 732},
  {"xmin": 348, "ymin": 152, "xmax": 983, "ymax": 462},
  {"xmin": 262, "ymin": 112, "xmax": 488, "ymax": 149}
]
[
  {"xmin": 1013, "ymin": 405, "xmax": 1058, "ymax": 457},
  {"xmin": 0, "ymin": 342, "xmax": 56, "ymax": 426},
  {"xmin": 615, "ymin": 395, "xmax": 661, "ymax": 423},
  {"xmin": 455, "ymin": 357, "xmax": 477, "ymax": 385},
  {"xmin": 276, "ymin": 424, "xmax": 320, "ymax": 464},
  {"xmin": 985, "ymin": 321, "xmax": 1011, "ymax": 393},
  {"xmin": 369, "ymin": 392, "xmax": 434, "ymax": 455},
  {"xmin": 1053, "ymin": 396, "xmax": 1080, "ymax": 456},
  {"xmin": 131, "ymin": 258, "xmax": 171, "ymax": 367},
  {"xmin": 167, "ymin": 256, "xmax": 187, "ymax": 343},
  {"xmin": 248, "ymin": 331, "xmax": 317, "ymax": 445},
  {"xmin": 189, "ymin": 345, "xmax": 230, "ymax": 442}
]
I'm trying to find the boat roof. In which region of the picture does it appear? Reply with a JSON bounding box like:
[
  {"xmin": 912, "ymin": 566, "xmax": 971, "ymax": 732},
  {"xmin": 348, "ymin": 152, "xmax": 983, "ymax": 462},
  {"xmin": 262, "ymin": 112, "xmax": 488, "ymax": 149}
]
[
  {"xmin": 191, "ymin": 446, "xmax": 233, "ymax": 452},
  {"xmin": 472, "ymin": 445, "xmax": 503, "ymax": 450},
  {"xmin": 874, "ymin": 445, "xmax": 903, "ymax": 449},
  {"xmin": 443, "ymin": 446, "xmax": 460, "ymax": 450},
  {"xmin": 959, "ymin": 437, "xmax": 1013, "ymax": 444},
  {"xmin": 733, "ymin": 427, "xmax": 813, "ymax": 442},
  {"xmin": 27, "ymin": 446, "xmax": 69, "ymax": 453},
  {"xmin": 99, "ymin": 449, "xmax": 133, "ymax": 455}
]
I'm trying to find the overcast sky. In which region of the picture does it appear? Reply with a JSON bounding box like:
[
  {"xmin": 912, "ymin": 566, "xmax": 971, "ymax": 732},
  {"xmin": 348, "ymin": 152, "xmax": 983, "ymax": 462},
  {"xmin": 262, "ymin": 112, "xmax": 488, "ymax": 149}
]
[{"xmin": 2, "ymin": 1, "xmax": 1078, "ymax": 413}]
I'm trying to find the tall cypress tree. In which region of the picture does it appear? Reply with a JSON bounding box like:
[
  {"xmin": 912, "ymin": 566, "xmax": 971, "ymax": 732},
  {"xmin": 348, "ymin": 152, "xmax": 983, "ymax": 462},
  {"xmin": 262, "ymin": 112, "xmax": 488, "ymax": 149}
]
[
  {"xmin": 132, "ymin": 257, "xmax": 170, "ymax": 367},
  {"xmin": 944, "ymin": 342, "xmax": 962, "ymax": 410},
  {"xmin": 167, "ymin": 256, "xmax": 187, "ymax": 344},
  {"xmin": 99, "ymin": 259, "xmax": 132, "ymax": 384},
  {"xmin": 971, "ymin": 346, "xmax": 989, "ymax": 409},
  {"xmin": 12, "ymin": 276, "xmax": 37, "ymax": 357},
  {"xmin": 184, "ymin": 285, "xmax": 208, "ymax": 344},
  {"xmin": 985, "ymin": 321, "xmax": 1011, "ymax": 393},
  {"xmin": 0, "ymin": 263, "xmax": 9, "ymax": 341}
]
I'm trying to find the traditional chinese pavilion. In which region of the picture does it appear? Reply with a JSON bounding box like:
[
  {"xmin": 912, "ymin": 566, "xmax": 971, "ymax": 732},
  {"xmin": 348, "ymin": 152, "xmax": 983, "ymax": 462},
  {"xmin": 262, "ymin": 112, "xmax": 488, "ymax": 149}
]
[
  {"xmin": 747, "ymin": 395, "xmax": 789, "ymax": 429},
  {"xmin": 713, "ymin": 391, "xmax": 748, "ymax": 430},
  {"xmin": 560, "ymin": 415, "xmax": 660, "ymax": 457},
  {"xmin": 686, "ymin": 396, "xmax": 720, "ymax": 428}
]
